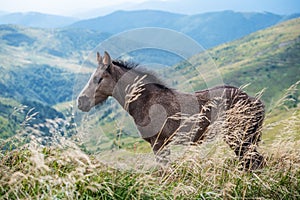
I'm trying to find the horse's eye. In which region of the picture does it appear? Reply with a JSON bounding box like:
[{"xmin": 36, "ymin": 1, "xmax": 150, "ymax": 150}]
[{"xmin": 93, "ymin": 77, "xmax": 103, "ymax": 84}]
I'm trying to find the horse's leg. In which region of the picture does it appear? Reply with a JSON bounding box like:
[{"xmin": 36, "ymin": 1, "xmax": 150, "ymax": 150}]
[
  {"xmin": 243, "ymin": 112, "xmax": 265, "ymax": 170},
  {"xmin": 150, "ymin": 138, "xmax": 171, "ymax": 165},
  {"xmin": 233, "ymin": 141, "xmax": 265, "ymax": 170},
  {"xmin": 227, "ymin": 126, "xmax": 265, "ymax": 170},
  {"xmin": 241, "ymin": 100, "xmax": 266, "ymax": 170}
]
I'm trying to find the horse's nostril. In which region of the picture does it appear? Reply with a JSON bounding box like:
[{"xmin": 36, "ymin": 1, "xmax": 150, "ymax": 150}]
[
  {"xmin": 78, "ymin": 96, "xmax": 83, "ymax": 106},
  {"xmin": 78, "ymin": 95, "xmax": 90, "ymax": 111}
]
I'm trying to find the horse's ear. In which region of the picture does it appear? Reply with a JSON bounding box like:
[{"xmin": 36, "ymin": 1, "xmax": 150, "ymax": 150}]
[
  {"xmin": 97, "ymin": 52, "xmax": 102, "ymax": 64},
  {"xmin": 103, "ymin": 51, "xmax": 112, "ymax": 66}
]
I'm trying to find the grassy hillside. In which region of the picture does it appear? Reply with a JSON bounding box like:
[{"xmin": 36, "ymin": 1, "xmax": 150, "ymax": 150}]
[
  {"xmin": 167, "ymin": 17, "xmax": 300, "ymax": 108},
  {"xmin": 0, "ymin": 24, "xmax": 109, "ymax": 70},
  {"xmin": 0, "ymin": 97, "xmax": 66, "ymax": 140},
  {"xmin": 0, "ymin": 98, "xmax": 21, "ymax": 139},
  {"xmin": 0, "ymin": 103, "xmax": 299, "ymax": 199},
  {"xmin": 0, "ymin": 25, "xmax": 106, "ymax": 138},
  {"xmin": 0, "ymin": 24, "xmax": 108, "ymax": 107}
]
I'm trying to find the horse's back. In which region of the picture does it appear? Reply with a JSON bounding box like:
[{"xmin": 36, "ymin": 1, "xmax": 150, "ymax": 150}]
[{"xmin": 195, "ymin": 85, "xmax": 264, "ymax": 110}]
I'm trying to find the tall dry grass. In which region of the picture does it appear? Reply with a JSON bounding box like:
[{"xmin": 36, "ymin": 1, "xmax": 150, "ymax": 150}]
[
  {"xmin": 1, "ymin": 133, "xmax": 299, "ymax": 199},
  {"xmin": 0, "ymin": 82, "xmax": 299, "ymax": 199}
]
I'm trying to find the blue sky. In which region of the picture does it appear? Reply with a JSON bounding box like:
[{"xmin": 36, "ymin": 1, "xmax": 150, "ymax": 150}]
[{"xmin": 1, "ymin": 0, "xmax": 299, "ymax": 18}]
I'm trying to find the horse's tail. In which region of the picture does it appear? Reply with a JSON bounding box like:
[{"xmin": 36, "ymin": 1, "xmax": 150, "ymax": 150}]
[{"xmin": 223, "ymin": 91, "xmax": 266, "ymax": 170}]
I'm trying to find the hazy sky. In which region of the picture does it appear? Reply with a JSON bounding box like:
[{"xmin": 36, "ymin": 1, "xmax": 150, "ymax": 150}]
[
  {"xmin": 1, "ymin": 0, "xmax": 299, "ymax": 18},
  {"xmin": 0, "ymin": 0, "xmax": 140, "ymax": 15}
]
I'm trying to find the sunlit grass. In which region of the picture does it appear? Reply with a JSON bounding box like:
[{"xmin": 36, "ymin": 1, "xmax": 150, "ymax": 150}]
[
  {"xmin": 1, "ymin": 133, "xmax": 299, "ymax": 199},
  {"xmin": 0, "ymin": 82, "xmax": 299, "ymax": 199}
]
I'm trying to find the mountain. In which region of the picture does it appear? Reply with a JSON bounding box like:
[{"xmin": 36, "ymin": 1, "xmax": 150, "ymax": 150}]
[
  {"xmin": 1, "ymin": 10, "xmax": 298, "ymax": 49},
  {"xmin": 0, "ymin": 12, "xmax": 78, "ymax": 28},
  {"xmin": 0, "ymin": 24, "xmax": 110, "ymax": 67},
  {"xmin": 0, "ymin": 24, "xmax": 107, "ymax": 138},
  {"xmin": 70, "ymin": 10, "xmax": 299, "ymax": 48},
  {"xmin": 175, "ymin": 11, "xmax": 285, "ymax": 48},
  {"xmin": 136, "ymin": 0, "xmax": 300, "ymax": 15},
  {"xmin": 71, "ymin": 10, "xmax": 184, "ymax": 33},
  {"xmin": 76, "ymin": 0, "xmax": 300, "ymax": 18},
  {"xmin": 165, "ymin": 17, "xmax": 300, "ymax": 107},
  {"xmin": 0, "ymin": 24, "xmax": 111, "ymax": 107}
]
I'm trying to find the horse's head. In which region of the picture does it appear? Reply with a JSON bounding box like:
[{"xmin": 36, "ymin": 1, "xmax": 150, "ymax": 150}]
[{"xmin": 77, "ymin": 51, "xmax": 116, "ymax": 112}]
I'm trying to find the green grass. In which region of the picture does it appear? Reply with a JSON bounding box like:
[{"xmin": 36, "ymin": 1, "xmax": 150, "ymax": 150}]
[
  {"xmin": 1, "ymin": 84, "xmax": 300, "ymax": 199},
  {"xmin": 0, "ymin": 132, "xmax": 299, "ymax": 199}
]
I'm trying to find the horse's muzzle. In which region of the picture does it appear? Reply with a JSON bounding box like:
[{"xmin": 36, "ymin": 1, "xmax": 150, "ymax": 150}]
[{"xmin": 77, "ymin": 95, "xmax": 92, "ymax": 112}]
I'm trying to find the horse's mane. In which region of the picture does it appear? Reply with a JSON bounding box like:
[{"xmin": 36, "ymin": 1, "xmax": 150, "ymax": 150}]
[
  {"xmin": 112, "ymin": 60, "xmax": 139, "ymax": 70},
  {"xmin": 112, "ymin": 60, "xmax": 170, "ymax": 90}
]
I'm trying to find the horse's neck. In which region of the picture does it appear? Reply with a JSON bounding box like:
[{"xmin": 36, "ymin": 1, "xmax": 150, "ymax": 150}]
[{"xmin": 112, "ymin": 69, "xmax": 145, "ymax": 110}]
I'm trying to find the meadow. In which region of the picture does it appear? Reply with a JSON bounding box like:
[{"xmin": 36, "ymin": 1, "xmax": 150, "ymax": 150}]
[{"xmin": 0, "ymin": 82, "xmax": 299, "ymax": 200}]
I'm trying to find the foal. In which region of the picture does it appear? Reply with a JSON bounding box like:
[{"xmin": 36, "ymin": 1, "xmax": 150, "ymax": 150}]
[{"xmin": 78, "ymin": 51, "xmax": 265, "ymax": 170}]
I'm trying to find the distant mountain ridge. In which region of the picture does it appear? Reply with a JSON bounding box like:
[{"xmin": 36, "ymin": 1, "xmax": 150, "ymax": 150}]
[
  {"xmin": 1, "ymin": 10, "xmax": 299, "ymax": 48},
  {"xmin": 0, "ymin": 12, "xmax": 78, "ymax": 28},
  {"xmin": 70, "ymin": 10, "xmax": 300, "ymax": 48},
  {"xmin": 71, "ymin": 10, "xmax": 184, "ymax": 32},
  {"xmin": 71, "ymin": 0, "xmax": 300, "ymax": 18}
]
